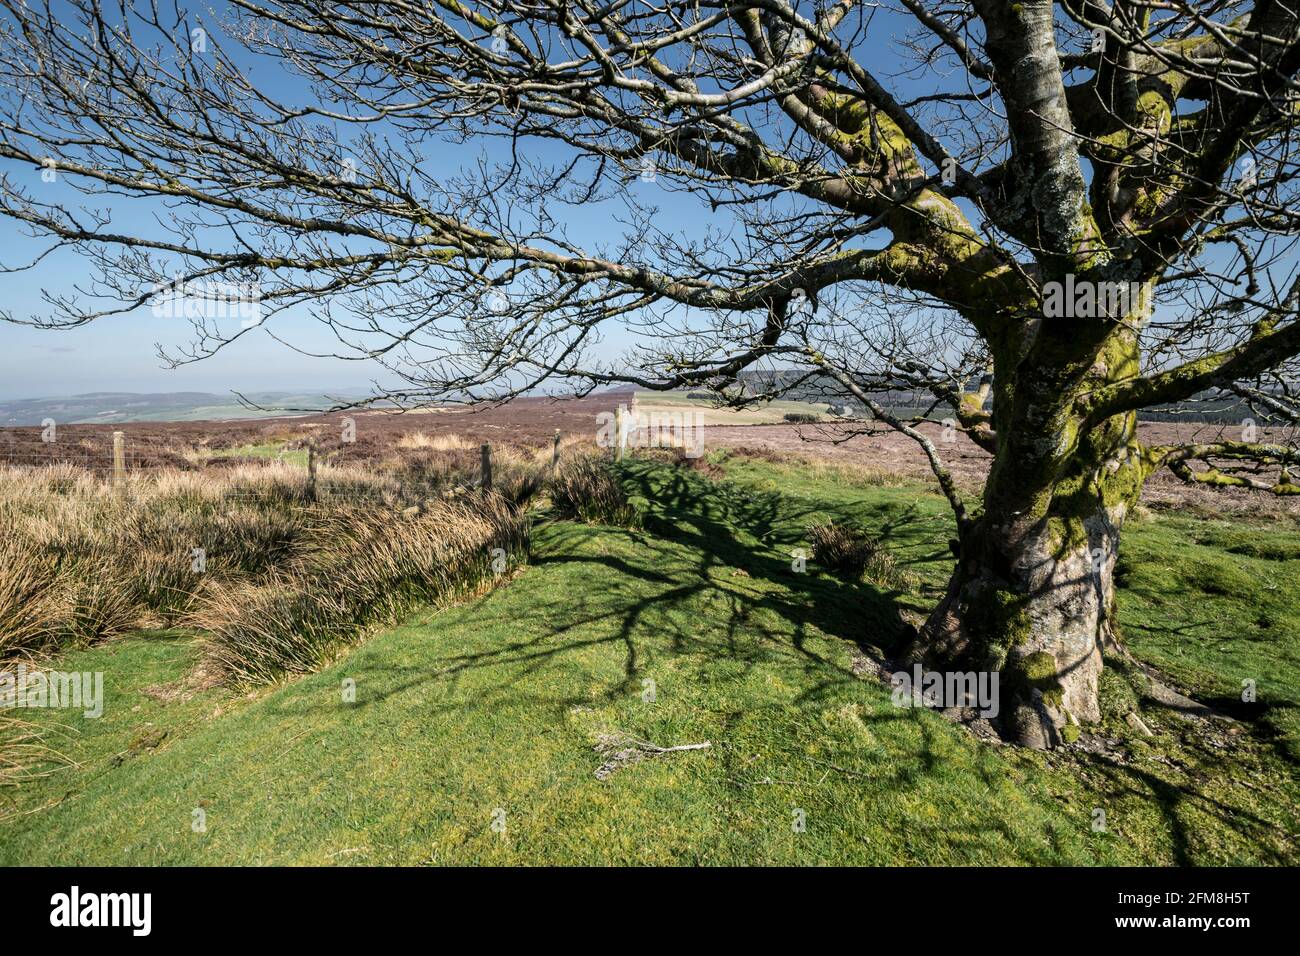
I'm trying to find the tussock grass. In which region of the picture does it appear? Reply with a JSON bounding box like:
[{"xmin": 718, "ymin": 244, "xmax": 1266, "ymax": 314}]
[
  {"xmin": 395, "ymin": 432, "xmax": 472, "ymax": 451},
  {"xmin": 550, "ymin": 454, "xmax": 641, "ymax": 526},
  {"xmin": 808, "ymin": 520, "xmax": 911, "ymax": 588},
  {"xmin": 0, "ymin": 535, "xmax": 140, "ymax": 659},
  {"xmin": 195, "ymin": 493, "xmax": 529, "ymax": 683},
  {"xmin": 808, "ymin": 520, "xmax": 874, "ymax": 576},
  {"xmin": 0, "ymin": 455, "xmax": 538, "ymax": 683},
  {"xmin": 379, "ymin": 439, "xmax": 547, "ymax": 508},
  {"xmin": 0, "ymin": 465, "xmax": 316, "ymax": 655},
  {"xmin": 0, "ymin": 540, "xmax": 65, "ymax": 658}
]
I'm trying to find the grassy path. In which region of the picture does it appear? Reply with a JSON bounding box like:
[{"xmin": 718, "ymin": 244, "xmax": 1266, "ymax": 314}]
[{"xmin": 2, "ymin": 455, "xmax": 1296, "ymax": 864}]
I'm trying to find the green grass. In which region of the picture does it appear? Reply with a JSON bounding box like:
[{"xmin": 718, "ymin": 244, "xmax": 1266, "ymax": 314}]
[
  {"xmin": 1113, "ymin": 515, "xmax": 1300, "ymax": 761},
  {"xmin": 2, "ymin": 453, "xmax": 1296, "ymax": 864}
]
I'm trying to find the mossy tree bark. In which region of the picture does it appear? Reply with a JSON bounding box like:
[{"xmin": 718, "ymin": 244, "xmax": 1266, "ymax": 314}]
[
  {"xmin": 908, "ymin": 310, "xmax": 1157, "ymax": 747},
  {"xmin": 914, "ymin": 423, "xmax": 1148, "ymax": 748}
]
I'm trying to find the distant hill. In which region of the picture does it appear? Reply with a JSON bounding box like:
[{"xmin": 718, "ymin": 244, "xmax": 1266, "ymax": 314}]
[
  {"xmin": 0, "ymin": 391, "xmax": 374, "ymax": 425},
  {"xmin": 733, "ymin": 370, "xmax": 1272, "ymax": 424}
]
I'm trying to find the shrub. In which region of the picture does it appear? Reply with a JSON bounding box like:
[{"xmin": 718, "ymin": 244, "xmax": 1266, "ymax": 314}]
[
  {"xmin": 783, "ymin": 412, "xmax": 820, "ymax": 424},
  {"xmin": 549, "ymin": 455, "xmax": 640, "ymax": 527}
]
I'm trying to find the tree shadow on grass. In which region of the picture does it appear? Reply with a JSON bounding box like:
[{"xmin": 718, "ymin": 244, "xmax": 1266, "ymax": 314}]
[
  {"xmin": 263, "ymin": 458, "xmax": 1293, "ymax": 864},
  {"xmin": 265, "ymin": 463, "xmax": 952, "ymax": 780},
  {"xmin": 1122, "ymin": 615, "xmax": 1300, "ymax": 766},
  {"xmin": 618, "ymin": 458, "xmax": 928, "ymax": 653}
]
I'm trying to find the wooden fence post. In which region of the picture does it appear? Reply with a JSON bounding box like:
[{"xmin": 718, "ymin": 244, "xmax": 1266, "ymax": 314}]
[
  {"xmin": 551, "ymin": 430, "xmax": 561, "ymax": 473},
  {"xmin": 481, "ymin": 442, "xmax": 492, "ymax": 491},
  {"xmin": 111, "ymin": 431, "xmax": 126, "ymax": 495},
  {"xmin": 307, "ymin": 439, "xmax": 318, "ymax": 502}
]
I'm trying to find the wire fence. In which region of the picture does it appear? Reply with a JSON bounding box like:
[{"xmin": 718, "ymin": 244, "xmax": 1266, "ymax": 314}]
[{"xmin": 0, "ymin": 429, "xmax": 569, "ymax": 508}]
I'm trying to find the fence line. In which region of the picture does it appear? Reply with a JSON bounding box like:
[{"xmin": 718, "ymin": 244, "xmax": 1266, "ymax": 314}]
[{"xmin": 0, "ymin": 434, "xmax": 557, "ymax": 508}]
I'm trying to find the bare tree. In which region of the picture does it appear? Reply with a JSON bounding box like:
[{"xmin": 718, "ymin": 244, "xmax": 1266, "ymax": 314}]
[{"xmin": 1, "ymin": 0, "xmax": 1299, "ymax": 746}]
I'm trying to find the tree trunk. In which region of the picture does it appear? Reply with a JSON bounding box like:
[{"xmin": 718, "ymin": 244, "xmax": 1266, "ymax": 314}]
[
  {"xmin": 905, "ymin": 287, "xmax": 1158, "ymax": 748},
  {"xmin": 911, "ymin": 418, "xmax": 1149, "ymax": 748}
]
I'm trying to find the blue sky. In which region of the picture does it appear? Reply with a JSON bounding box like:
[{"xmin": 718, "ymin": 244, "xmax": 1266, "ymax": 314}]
[
  {"xmin": 0, "ymin": 0, "xmax": 739, "ymax": 399},
  {"xmin": 0, "ymin": 181, "xmax": 655, "ymax": 399},
  {"xmin": 0, "ymin": 3, "xmax": 1001, "ymax": 401},
  {"xmin": 0, "ymin": 94, "xmax": 660, "ymax": 399},
  {"xmin": 0, "ymin": 3, "xmax": 1248, "ymax": 401},
  {"xmin": 0, "ymin": 150, "xmax": 699, "ymax": 398}
]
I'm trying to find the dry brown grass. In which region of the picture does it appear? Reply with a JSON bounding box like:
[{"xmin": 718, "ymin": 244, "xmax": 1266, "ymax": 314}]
[
  {"xmin": 373, "ymin": 438, "xmax": 549, "ymax": 509},
  {"xmin": 193, "ymin": 493, "xmax": 529, "ymax": 682},
  {"xmin": 0, "ymin": 540, "xmax": 64, "ymax": 659},
  {"xmin": 395, "ymin": 432, "xmax": 473, "ymax": 451},
  {"xmin": 0, "ymin": 464, "xmax": 317, "ymax": 657},
  {"xmin": 0, "ymin": 450, "xmax": 541, "ymax": 683}
]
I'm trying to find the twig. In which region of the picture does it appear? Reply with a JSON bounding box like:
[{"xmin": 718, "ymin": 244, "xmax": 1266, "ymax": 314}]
[{"xmin": 628, "ymin": 738, "xmax": 711, "ymax": 754}]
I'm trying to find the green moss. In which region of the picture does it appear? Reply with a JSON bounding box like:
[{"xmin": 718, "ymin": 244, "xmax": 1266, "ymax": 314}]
[
  {"xmin": 973, "ymin": 587, "xmax": 1035, "ymax": 666},
  {"xmin": 1180, "ymin": 558, "xmax": 1256, "ymax": 598},
  {"xmin": 1011, "ymin": 651, "xmax": 1065, "ymax": 708},
  {"xmin": 1061, "ymin": 724, "xmax": 1081, "ymax": 743},
  {"xmin": 1135, "ymin": 90, "xmax": 1172, "ymax": 135},
  {"xmin": 1103, "ymin": 453, "xmax": 1152, "ymax": 511},
  {"xmin": 1019, "ymin": 651, "xmax": 1057, "ymax": 682},
  {"xmin": 1224, "ymin": 539, "xmax": 1300, "ymax": 561},
  {"xmin": 1045, "ymin": 511, "xmax": 1088, "ymax": 555}
]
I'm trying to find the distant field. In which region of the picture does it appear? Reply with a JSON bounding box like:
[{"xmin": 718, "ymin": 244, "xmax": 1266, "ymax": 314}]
[
  {"xmin": 632, "ymin": 390, "xmax": 838, "ymax": 425},
  {"xmin": 1, "ymin": 388, "xmax": 1294, "ymax": 518},
  {"xmin": 0, "ymin": 391, "xmax": 380, "ymax": 426},
  {"xmin": 0, "ymin": 391, "xmax": 631, "ymax": 475},
  {"xmin": 192, "ymin": 440, "xmax": 311, "ymax": 468}
]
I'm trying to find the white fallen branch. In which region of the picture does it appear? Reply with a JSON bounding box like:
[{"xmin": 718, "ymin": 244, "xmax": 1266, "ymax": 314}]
[
  {"xmin": 630, "ymin": 738, "xmax": 712, "ymax": 754},
  {"xmin": 593, "ymin": 734, "xmax": 712, "ymax": 779}
]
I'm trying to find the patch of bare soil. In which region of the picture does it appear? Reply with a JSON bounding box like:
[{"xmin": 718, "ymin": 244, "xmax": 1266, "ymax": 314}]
[
  {"xmin": 139, "ymin": 659, "xmax": 224, "ymax": 704},
  {"xmin": 592, "ymin": 733, "xmax": 711, "ymax": 780}
]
